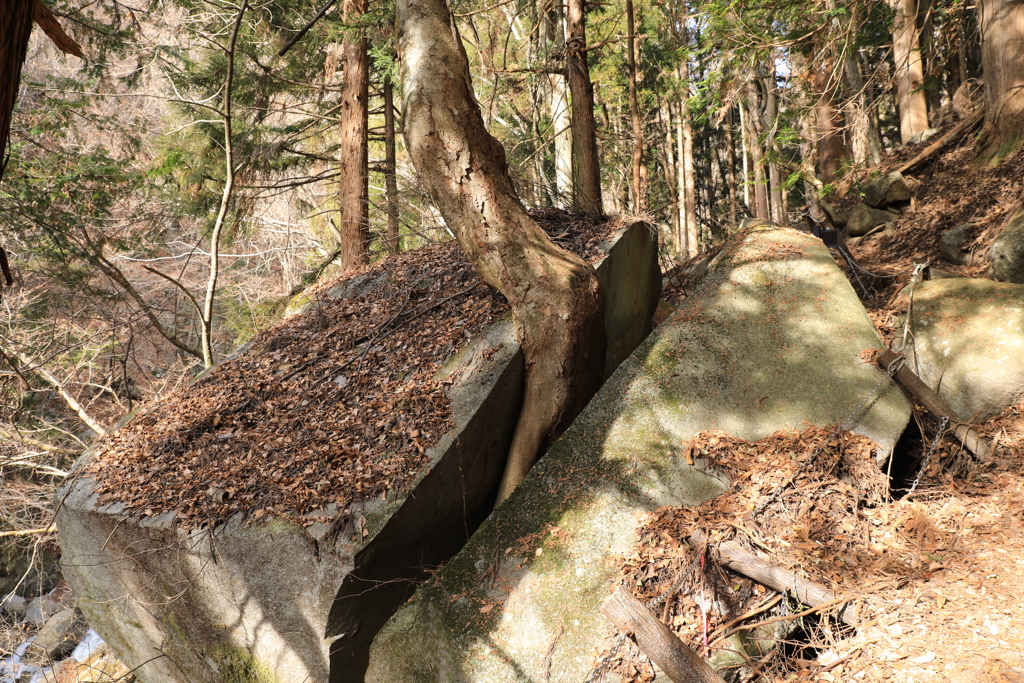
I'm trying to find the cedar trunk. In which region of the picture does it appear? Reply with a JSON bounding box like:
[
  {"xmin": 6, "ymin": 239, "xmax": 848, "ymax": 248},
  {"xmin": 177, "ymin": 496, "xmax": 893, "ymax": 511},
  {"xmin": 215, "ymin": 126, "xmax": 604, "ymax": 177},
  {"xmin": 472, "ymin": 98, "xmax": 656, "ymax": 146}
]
[
  {"xmin": 811, "ymin": 58, "xmax": 849, "ymax": 184},
  {"xmin": 625, "ymin": 0, "xmax": 645, "ymax": 213},
  {"xmin": 566, "ymin": 0, "xmax": 603, "ymax": 215},
  {"xmin": 396, "ymin": 0, "xmax": 606, "ymax": 503},
  {"xmin": 383, "ymin": 80, "xmax": 401, "ymax": 254},
  {"xmin": 338, "ymin": 0, "xmax": 371, "ymax": 270},
  {"xmin": 1, "ymin": 0, "xmax": 34, "ymax": 175},
  {"xmin": 979, "ymin": 0, "xmax": 1024, "ymax": 160},
  {"xmin": 889, "ymin": 0, "xmax": 930, "ymax": 143}
]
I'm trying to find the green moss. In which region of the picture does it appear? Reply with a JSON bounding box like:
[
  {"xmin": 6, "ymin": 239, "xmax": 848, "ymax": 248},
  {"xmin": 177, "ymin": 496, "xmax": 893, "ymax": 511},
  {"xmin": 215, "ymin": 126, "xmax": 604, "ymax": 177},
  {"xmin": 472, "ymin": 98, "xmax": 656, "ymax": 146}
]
[{"xmin": 209, "ymin": 645, "xmax": 278, "ymax": 683}]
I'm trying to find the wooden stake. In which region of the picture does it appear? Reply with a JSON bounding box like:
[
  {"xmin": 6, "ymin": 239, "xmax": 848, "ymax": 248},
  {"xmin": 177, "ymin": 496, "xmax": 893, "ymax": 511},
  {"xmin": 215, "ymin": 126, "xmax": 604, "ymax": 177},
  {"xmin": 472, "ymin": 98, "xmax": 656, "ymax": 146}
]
[{"xmin": 602, "ymin": 585, "xmax": 726, "ymax": 683}]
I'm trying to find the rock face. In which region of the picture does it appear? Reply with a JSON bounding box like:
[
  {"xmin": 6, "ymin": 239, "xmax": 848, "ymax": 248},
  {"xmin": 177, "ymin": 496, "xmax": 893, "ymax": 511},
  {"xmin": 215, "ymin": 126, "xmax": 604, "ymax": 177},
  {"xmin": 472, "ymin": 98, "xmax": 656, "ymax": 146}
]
[
  {"xmin": 847, "ymin": 203, "xmax": 899, "ymax": 236},
  {"xmin": 900, "ymin": 278, "xmax": 1024, "ymax": 420},
  {"xmin": 55, "ymin": 222, "xmax": 659, "ymax": 683},
  {"xmin": 365, "ymin": 225, "xmax": 910, "ymax": 683},
  {"xmin": 989, "ymin": 210, "xmax": 1024, "ymax": 283},
  {"xmin": 939, "ymin": 223, "xmax": 975, "ymax": 265},
  {"xmin": 862, "ymin": 171, "xmax": 912, "ymax": 209}
]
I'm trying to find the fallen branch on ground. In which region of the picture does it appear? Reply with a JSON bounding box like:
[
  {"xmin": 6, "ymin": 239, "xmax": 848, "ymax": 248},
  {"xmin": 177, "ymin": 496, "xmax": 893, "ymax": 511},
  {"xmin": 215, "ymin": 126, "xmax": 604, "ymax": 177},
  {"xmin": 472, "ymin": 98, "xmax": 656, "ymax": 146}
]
[
  {"xmin": 690, "ymin": 531, "xmax": 859, "ymax": 626},
  {"xmin": 898, "ymin": 111, "xmax": 984, "ymax": 175},
  {"xmin": 874, "ymin": 349, "xmax": 994, "ymax": 462},
  {"xmin": 602, "ymin": 585, "xmax": 727, "ymax": 683}
]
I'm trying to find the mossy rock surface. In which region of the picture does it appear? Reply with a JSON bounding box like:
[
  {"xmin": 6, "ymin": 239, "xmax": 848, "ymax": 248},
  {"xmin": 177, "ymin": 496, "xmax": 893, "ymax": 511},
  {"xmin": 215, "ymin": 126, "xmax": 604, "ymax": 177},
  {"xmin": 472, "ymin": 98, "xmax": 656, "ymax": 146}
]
[
  {"xmin": 366, "ymin": 225, "xmax": 911, "ymax": 683},
  {"xmin": 901, "ymin": 277, "xmax": 1024, "ymax": 419}
]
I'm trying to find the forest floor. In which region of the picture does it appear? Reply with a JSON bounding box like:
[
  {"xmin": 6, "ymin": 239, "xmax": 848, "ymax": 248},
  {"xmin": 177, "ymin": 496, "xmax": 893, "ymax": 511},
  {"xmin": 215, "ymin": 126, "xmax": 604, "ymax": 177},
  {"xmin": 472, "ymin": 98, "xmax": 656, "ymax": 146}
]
[{"xmin": 633, "ymin": 127, "xmax": 1024, "ymax": 683}]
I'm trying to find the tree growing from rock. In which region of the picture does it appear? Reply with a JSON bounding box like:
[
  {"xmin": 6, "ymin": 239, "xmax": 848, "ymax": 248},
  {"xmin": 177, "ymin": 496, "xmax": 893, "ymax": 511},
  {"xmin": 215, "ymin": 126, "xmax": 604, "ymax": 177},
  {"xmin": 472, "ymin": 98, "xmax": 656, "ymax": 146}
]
[{"xmin": 396, "ymin": 0, "xmax": 607, "ymax": 502}]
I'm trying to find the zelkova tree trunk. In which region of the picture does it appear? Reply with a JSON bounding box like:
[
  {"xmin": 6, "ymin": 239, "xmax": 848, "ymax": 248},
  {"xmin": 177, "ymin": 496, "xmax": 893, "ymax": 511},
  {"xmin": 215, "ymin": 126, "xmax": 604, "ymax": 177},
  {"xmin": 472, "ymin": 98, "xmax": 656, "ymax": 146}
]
[
  {"xmin": 566, "ymin": 0, "xmax": 603, "ymax": 215},
  {"xmin": 1, "ymin": 0, "xmax": 34, "ymax": 174},
  {"xmin": 979, "ymin": 0, "xmax": 1024, "ymax": 161},
  {"xmin": 889, "ymin": 0, "xmax": 929, "ymax": 143},
  {"xmin": 338, "ymin": 0, "xmax": 371, "ymax": 270},
  {"xmin": 396, "ymin": 0, "xmax": 606, "ymax": 504}
]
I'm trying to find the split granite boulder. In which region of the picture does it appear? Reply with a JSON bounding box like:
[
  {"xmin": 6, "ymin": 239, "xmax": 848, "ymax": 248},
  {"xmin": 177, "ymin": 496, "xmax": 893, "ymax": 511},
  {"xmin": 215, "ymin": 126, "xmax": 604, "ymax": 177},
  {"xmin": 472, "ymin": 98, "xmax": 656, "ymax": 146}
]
[
  {"xmin": 55, "ymin": 221, "xmax": 659, "ymax": 683},
  {"xmin": 898, "ymin": 277, "xmax": 1024, "ymax": 420},
  {"xmin": 365, "ymin": 224, "xmax": 911, "ymax": 683}
]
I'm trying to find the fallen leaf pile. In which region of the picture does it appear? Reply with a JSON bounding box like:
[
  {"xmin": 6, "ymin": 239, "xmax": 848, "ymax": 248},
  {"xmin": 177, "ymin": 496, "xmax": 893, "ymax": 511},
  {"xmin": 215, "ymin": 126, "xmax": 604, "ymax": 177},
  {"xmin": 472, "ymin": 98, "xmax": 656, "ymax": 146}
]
[{"xmin": 84, "ymin": 211, "xmax": 624, "ymax": 532}]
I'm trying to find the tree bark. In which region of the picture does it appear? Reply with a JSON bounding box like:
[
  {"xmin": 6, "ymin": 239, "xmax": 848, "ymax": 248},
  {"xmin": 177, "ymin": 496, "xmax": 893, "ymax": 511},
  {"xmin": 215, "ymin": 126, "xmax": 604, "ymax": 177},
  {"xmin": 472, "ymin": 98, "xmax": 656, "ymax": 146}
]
[
  {"xmin": 889, "ymin": 0, "xmax": 930, "ymax": 143},
  {"xmin": 0, "ymin": 0, "xmax": 34, "ymax": 176},
  {"xmin": 979, "ymin": 0, "xmax": 1024, "ymax": 160},
  {"xmin": 625, "ymin": 0, "xmax": 645, "ymax": 213},
  {"xmin": 338, "ymin": 0, "xmax": 371, "ymax": 270},
  {"xmin": 724, "ymin": 107, "xmax": 738, "ymax": 231},
  {"xmin": 383, "ymin": 79, "xmax": 401, "ymax": 255},
  {"xmin": 678, "ymin": 59, "xmax": 698, "ymax": 257},
  {"xmin": 396, "ymin": 0, "xmax": 606, "ymax": 504},
  {"xmin": 763, "ymin": 67, "xmax": 784, "ymax": 224},
  {"xmin": 743, "ymin": 93, "xmax": 769, "ymax": 219},
  {"xmin": 810, "ymin": 56, "xmax": 849, "ymax": 184},
  {"xmin": 566, "ymin": 0, "xmax": 603, "ymax": 215}
]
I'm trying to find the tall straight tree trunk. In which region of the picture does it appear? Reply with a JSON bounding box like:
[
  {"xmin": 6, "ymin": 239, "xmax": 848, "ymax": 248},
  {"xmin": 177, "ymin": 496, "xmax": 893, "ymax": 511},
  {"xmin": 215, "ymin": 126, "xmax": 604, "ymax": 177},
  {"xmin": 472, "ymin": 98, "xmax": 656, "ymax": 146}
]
[
  {"xmin": 397, "ymin": 0, "xmax": 606, "ymax": 503},
  {"xmin": 744, "ymin": 95, "xmax": 769, "ymax": 219},
  {"xmin": 845, "ymin": 53, "xmax": 883, "ymax": 165},
  {"xmin": 675, "ymin": 61, "xmax": 698, "ymax": 256},
  {"xmin": 541, "ymin": 0, "xmax": 572, "ymax": 204},
  {"xmin": 763, "ymin": 67, "xmax": 784, "ymax": 224},
  {"xmin": 0, "ymin": 0, "xmax": 34, "ymax": 173},
  {"xmin": 625, "ymin": 0, "xmax": 645, "ymax": 213},
  {"xmin": 810, "ymin": 51, "xmax": 850, "ymax": 184},
  {"xmin": 979, "ymin": 0, "xmax": 1024, "ymax": 160},
  {"xmin": 661, "ymin": 104, "xmax": 681, "ymax": 241},
  {"xmin": 566, "ymin": 0, "xmax": 603, "ymax": 214},
  {"xmin": 725, "ymin": 107, "xmax": 738, "ymax": 230},
  {"xmin": 383, "ymin": 80, "xmax": 401, "ymax": 255},
  {"xmin": 338, "ymin": 0, "xmax": 371, "ymax": 270},
  {"xmin": 739, "ymin": 103, "xmax": 751, "ymax": 209},
  {"xmin": 889, "ymin": 0, "xmax": 930, "ymax": 143}
]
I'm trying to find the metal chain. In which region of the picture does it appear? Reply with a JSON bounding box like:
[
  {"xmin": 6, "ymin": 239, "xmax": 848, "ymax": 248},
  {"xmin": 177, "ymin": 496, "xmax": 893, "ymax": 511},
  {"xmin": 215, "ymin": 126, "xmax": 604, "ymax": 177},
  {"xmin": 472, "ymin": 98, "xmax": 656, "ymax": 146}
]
[
  {"xmin": 907, "ymin": 416, "xmax": 949, "ymax": 495},
  {"xmin": 755, "ymin": 354, "xmax": 905, "ymax": 516}
]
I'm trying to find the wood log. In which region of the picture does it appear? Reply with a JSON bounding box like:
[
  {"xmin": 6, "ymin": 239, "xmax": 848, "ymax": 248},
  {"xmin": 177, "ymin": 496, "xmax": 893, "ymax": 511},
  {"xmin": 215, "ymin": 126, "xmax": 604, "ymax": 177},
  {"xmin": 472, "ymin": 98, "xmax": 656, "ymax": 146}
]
[
  {"xmin": 601, "ymin": 585, "xmax": 726, "ymax": 683},
  {"xmin": 690, "ymin": 531, "xmax": 858, "ymax": 626},
  {"xmin": 875, "ymin": 349, "xmax": 994, "ymax": 461},
  {"xmin": 897, "ymin": 111, "xmax": 983, "ymax": 175}
]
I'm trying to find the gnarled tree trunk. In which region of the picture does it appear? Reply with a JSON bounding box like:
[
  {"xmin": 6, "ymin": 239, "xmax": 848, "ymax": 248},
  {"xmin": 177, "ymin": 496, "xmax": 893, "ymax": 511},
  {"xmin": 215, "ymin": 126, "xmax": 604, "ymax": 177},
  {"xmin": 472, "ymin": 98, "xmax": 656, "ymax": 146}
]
[{"xmin": 396, "ymin": 0, "xmax": 606, "ymax": 504}]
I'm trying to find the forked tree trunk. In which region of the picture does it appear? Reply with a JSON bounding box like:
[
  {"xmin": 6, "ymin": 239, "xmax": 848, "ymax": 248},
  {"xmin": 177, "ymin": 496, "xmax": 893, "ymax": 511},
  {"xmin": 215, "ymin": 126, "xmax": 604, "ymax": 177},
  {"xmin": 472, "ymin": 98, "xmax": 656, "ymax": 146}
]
[
  {"xmin": 396, "ymin": 0, "xmax": 606, "ymax": 504},
  {"xmin": 979, "ymin": 0, "xmax": 1024, "ymax": 161},
  {"xmin": 0, "ymin": 0, "xmax": 34, "ymax": 174},
  {"xmin": 889, "ymin": 0, "xmax": 930, "ymax": 143},
  {"xmin": 743, "ymin": 93, "xmax": 769, "ymax": 219},
  {"xmin": 338, "ymin": 0, "xmax": 371, "ymax": 270},
  {"xmin": 566, "ymin": 0, "xmax": 603, "ymax": 214}
]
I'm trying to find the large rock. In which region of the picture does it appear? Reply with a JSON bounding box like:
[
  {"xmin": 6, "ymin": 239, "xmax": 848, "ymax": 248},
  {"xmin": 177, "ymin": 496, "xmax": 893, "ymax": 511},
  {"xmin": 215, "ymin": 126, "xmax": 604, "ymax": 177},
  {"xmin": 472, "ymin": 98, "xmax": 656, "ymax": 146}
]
[
  {"xmin": 366, "ymin": 225, "xmax": 910, "ymax": 683},
  {"xmin": 847, "ymin": 203, "xmax": 899, "ymax": 236},
  {"xmin": 56, "ymin": 222, "xmax": 659, "ymax": 683},
  {"xmin": 900, "ymin": 278, "xmax": 1024, "ymax": 420},
  {"xmin": 989, "ymin": 210, "xmax": 1024, "ymax": 283},
  {"xmin": 862, "ymin": 171, "xmax": 912, "ymax": 209},
  {"xmin": 939, "ymin": 223, "xmax": 975, "ymax": 265}
]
